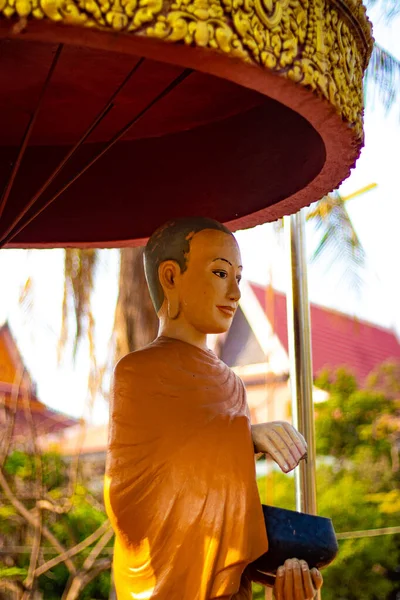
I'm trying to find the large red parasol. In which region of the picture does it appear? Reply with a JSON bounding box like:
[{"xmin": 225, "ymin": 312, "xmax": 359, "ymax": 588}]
[{"xmin": 0, "ymin": 1, "xmax": 372, "ymax": 248}]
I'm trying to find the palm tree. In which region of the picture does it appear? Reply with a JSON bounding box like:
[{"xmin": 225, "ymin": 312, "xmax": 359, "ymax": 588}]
[
  {"xmin": 366, "ymin": 0, "xmax": 399, "ymax": 20},
  {"xmin": 365, "ymin": 0, "xmax": 400, "ymax": 114},
  {"xmin": 366, "ymin": 44, "xmax": 400, "ymax": 115},
  {"xmin": 112, "ymin": 248, "xmax": 158, "ymax": 359},
  {"xmin": 59, "ymin": 246, "xmax": 158, "ymax": 382}
]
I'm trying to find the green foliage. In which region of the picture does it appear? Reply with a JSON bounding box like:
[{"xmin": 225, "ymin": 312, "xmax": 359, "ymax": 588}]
[
  {"xmin": 0, "ymin": 566, "xmax": 27, "ymax": 579},
  {"xmin": 253, "ymin": 364, "xmax": 400, "ymax": 599},
  {"xmin": 0, "ymin": 451, "xmax": 111, "ymax": 599},
  {"xmin": 37, "ymin": 563, "xmax": 70, "ymax": 600},
  {"xmin": 37, "ymin": 486, "xmax": 110, "ymax": 597},
  {"xmin": 4, "ymin": 450, "xmax": 67, "ymax": 490},
  {"xmin": 367, "ymin": 362, "xmax": 400, "ymax": 399},
  {"xmin": 254, "ymin": 466, "xmax": 399, "ymax": 600},
  {"xmin": 314, "ymin": 367, "xmax": 397, "ymax": 463},
  {"xmin": 318, "ymin": 467, "xmax": 399, "ymax": 600},
  {"xmin": 42, "ymin": 452, "xmax": 69, "ymax": 489},
  {"xmin": 4, "ymin": 450, "xmax": 34, "ymax": 479},
  {"xmin": 306, "ymin": 193, "xmax": 366, "ymax": 292},
  {"xmin": 0, "ymin": 506, "xmax": 19, "ymax": 534},
  {"xmin": 80, "ymin": 569, "xmax": 111, "ymax": 600},
  {"xmin": 252, "ymin": 581, "xmax": 265, "ymax": 599},
  {"xmin": 313, "ymin": 366, "xmax": 400, "ymax": 599},
  {"xmin": 50, "ymin": 484, "xmax": 107, "ymax": 548}
]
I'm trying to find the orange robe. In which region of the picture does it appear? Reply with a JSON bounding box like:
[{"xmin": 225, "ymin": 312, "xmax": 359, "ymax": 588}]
[{"xmin": 104, "ymin": 336, "xmax": 268, "ymax": 599}]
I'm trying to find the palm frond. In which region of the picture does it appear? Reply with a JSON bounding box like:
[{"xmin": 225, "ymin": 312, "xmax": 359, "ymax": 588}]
[
  {"xmin": 365, "ymin": 0, "xmax": 400, "ymax": 21},
  {"xmin": 365, "ymin": 44, "xmax": 400, "ymax": 115},
  {"xmin": 113, "ymin": 247, "xmax": 158, "ymax": 362},
  {"xmin": 59, "ymin": 249, "xmax": 97, "ymax": 361},
  {"xmin": 306, "ymin": 192, "xmax": 366, "ymax": 292}
]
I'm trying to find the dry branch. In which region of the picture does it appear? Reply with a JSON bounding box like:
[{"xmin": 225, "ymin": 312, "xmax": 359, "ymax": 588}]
[
  {"xmin": 61, "ymin": 558, "xmax": 112, "ymax": 600},
  {"xmin": 22, "ymin": 509, "xmax": 42, "ymax": 598},
  {"xmin": 0, "ymin": 578, "xmax": 24, "ymax": 599},
  {"xmin": 33, "ymin": 519, "xmax": 111, "ymax": 578},
  {"xmin": 21, "ymin": 387, "xmax": 43, "ymax": 595},
  {"xmin": 0, "ymin": 468, "xmax": 76, "ymax": 575},
  {"xmin": 0, "ymin": 368, "xmax": 24, "ymax": 467},
  {"xmin": 82, "ymin": 526, "xmax": 114, "ymax": 571}
]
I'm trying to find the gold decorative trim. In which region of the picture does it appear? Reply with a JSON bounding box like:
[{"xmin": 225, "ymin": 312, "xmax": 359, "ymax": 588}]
[{"xmin": 1, "ymin": 0, "xmax": 372, "ymax": 140}]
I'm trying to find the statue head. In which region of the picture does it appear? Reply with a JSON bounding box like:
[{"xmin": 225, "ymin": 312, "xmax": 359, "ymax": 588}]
[{"xmin": 144, "ymin": 217, "xmax": 242, "ymax": 336}]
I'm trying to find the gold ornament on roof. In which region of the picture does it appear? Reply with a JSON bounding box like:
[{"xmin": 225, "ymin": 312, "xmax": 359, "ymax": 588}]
[{"xmin": 1, "ymin": 0, "xmax": 372, "ymax": 139}]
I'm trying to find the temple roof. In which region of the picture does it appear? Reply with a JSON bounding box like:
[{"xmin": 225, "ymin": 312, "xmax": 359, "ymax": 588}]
[
  {"xmin": 0, "ymin": 322, "xmax": 78, "ymax": 438},
  {"xmin": 220, "ymin": 283, "xmax": 400, "ymax": 384}
]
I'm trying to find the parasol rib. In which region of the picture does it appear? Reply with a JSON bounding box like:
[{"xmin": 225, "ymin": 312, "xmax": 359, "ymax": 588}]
[
  {"xmin": 1, "ymin": 67, "xmax": 193, "ymax": 247},
  {"xmin": 0, "ymin": 45, "xmax": 63, "ymax": 221},
  {"xmin": 0, "ymin": 57, "xmax": 146, "ymax": 243}
]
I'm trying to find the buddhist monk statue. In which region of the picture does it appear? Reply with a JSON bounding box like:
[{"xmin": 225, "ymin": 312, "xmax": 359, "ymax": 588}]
[{"xmin": 104, "ymin": 217, "xmax": 323, "ymax": 600}]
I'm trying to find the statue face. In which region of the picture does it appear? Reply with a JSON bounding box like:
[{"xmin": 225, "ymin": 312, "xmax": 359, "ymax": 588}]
[{"xmin": 178, "ymin": 229, "xmax": 242, "ymax": 334}]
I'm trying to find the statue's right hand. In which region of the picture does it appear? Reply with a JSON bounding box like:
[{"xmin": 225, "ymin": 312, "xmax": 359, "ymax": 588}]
[
  {"xmin": 273, "ymin": 559, "xmax": 322, "ymax": 600},
  {"xmin": 251, "ymin": 422, "xmax": 307, "ymax": 473}
]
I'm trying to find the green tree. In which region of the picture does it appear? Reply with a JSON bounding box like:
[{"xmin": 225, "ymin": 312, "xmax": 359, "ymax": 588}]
[
  {"xmin": 315, "ymin": 364, "xmax": 400, "ymax": 472},
  {"xmin": 0, "ymin": 450, "xmax": 112, "ymax": 599},
  {"xmin": 315, "ymin": 363, "xmax": 400, "ymax": 599},
  {"xmin": 255, "ymin": 465, "xmax": 399, "ymax": 600},
  {"xmin": 254, "ymin": 363, "xmax": 400, "ymax": 600}
]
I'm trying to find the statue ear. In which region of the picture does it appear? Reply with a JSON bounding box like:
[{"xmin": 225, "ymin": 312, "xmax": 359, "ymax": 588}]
[{"xmin": 158, "ymin": 260, "xmax": 181, "ymax": 320}]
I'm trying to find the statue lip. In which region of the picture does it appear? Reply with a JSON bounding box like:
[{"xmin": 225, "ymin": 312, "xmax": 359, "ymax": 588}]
[{"xmin": 217, "ymin": 305, "xmax": 236, "ymax": 316}]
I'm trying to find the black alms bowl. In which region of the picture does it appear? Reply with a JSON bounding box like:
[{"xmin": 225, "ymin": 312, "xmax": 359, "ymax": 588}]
[{"xmin": 251, "ymin": 505, "xmax": 339, "ymax": 575}]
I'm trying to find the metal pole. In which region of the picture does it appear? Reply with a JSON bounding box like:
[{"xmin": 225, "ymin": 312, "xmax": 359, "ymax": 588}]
[{"xmin": 284, "ymin": 210, "xmax": 317, "ymax": 515}]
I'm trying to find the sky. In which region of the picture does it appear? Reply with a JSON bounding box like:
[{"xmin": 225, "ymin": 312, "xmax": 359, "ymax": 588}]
[
  {"xmin": 1, "ymin": 5, "xmax": 400, "ymax": 423},
  {"xmin": 236, "ymin": 5, "xmax": 400, "ymax": 333}
]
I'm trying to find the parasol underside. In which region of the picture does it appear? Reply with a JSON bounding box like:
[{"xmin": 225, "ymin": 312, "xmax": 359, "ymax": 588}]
[{"xmin": 0, "ymin": 0, "xmax": 372, "ymax": 247}]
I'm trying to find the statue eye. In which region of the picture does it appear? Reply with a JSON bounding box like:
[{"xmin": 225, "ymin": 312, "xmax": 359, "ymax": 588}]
[{"xmin": 213, "ymin": 270, "xmax": 228, "ymax": 279}]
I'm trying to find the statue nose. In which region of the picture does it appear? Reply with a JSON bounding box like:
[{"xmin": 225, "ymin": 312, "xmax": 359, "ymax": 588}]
[{"xmin": 228, "ymin": 281, "xmax": 241, "ymax": 302}]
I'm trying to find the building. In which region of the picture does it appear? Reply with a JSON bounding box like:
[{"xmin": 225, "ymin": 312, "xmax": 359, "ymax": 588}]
[
  {"xmin": 0, "ymin": 322, "xmax": 77, "ymax": 449},
  {"xmin": 221, "ymin": 282, "xmax": 400, "ymax": 424}
]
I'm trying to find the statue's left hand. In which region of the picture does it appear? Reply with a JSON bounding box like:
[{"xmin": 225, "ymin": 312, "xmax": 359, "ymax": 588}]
[
  {"xmin": 274, "ymin": 559, "xmax": 323, "ymax": 600},
  {"xmin": 251, "ymin": 422, "xmax": 307, "ymax": 473}
]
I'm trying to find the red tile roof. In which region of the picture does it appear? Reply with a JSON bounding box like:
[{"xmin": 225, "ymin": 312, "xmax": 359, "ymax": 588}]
[
  {"xmin": 250, "ymin": 283, "xmax": 400, "ymax": 383},
  {"xmin": 0, "ymin": 382, "xmax": 78, "ymax": 438},
  {"xmin": 0, "ymin": 323, "xmax": 78, "ymax": 438}
]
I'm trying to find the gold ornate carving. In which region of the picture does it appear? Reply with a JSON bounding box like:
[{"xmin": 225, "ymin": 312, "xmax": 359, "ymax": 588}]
[
  {"xmin": 1, "ymin": 0, "xmax": 372, "ymax": 138},
  {"xmin": 147, "ymin": 0, "xmax": 248, "ymax": 59},
  {"xmin": 1, "ymin": 0, "xmax": 165, "ymax": 30}
]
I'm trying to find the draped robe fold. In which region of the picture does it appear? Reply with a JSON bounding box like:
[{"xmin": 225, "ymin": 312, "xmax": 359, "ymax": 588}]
[{"xmin": 104, "ymin": 337, "xmax": 268, "ymax": 599}]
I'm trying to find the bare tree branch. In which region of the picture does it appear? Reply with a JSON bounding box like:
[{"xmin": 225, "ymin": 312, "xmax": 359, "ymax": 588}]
[
  {"xmin": 82, "ymin": 527, "xmax": 114, "ymax": 571},
  {"xmin": 22, "ymin": 509, "xmax": 42, "ymax": 598},
  {"xmin": 0, "ymin": 368, "xmax": 24, "ymax": 467},
  {"xmin": 0, "ymin": 578, "xmax": 24, "ymax": 599},
  {"xmin": 35, "ymin": 498, "xmax": 71, "ymax": 514},
  {"xmin": 62, "ymin": 558, "xmax": 112, "ymax": 600},
  {"xmin": 0, "ymin": 468, "xmax": 76, "ymax": 575},
  {"xmin": 19, "ymin": 385, "xmax": 44, "ymax": 597},
  {"xmin": 109, "ymin": 573, "xmax": 117, "ymax": 600},
  {"xmin": 33, "ymin": 519, "xmax": 111, "ymax": 578},
  {"xmin": 21, "ymin": 385, "xmax": 43, "ymax": 499}
]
